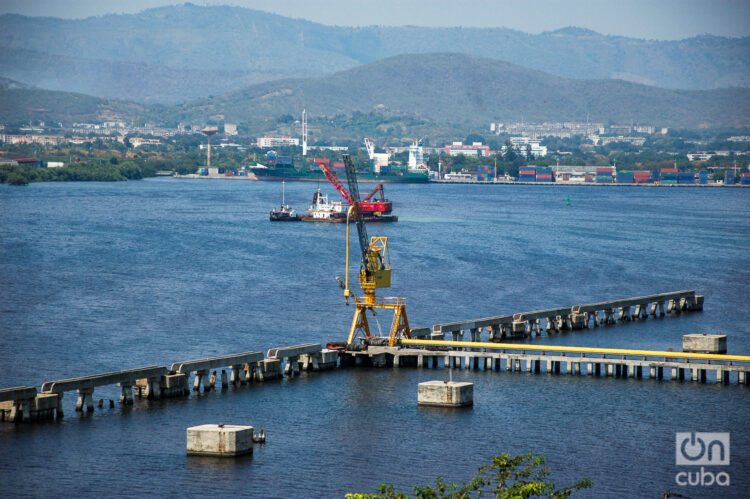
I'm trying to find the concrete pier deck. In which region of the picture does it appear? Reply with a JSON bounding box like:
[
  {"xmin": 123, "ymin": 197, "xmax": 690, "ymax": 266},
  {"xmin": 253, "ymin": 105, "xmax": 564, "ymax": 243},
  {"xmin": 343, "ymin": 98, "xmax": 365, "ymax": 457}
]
[
  {"xmin": 341, "ymin": 340, "xmax": 750, "ymax": 385},
  {"xmin": 3, "ymin": 289, "xmax": 744, "ymax": 428},
  {"xmin": 432, "ymin": 290, "xmax": 703, "ymax": 341}
]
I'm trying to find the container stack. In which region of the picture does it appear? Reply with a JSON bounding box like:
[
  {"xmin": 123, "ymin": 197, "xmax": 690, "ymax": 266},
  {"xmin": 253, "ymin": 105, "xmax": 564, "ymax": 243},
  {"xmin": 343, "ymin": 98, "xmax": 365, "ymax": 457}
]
[
  {"xmin": 518, "ymin": 166, "xmax": 537, "ymax": 182},
  {"xmin": 476, "ymin": 165, "xmax": 493, "ymax": 181},
  {"xmin": 617, "ymin": 171, "xmax": 634, "ymax": 183},
  {"xmin": 596, "ymin": 167, "xmax": 615, "ymax": 183},
  {"xmin": 724, "ymin": 170, "xmax": 736, "ymax": 184},
  {"xmin": 660, "ymin": 168, "xmax": 678, "ymax": 185},
  {"xmin": 535, "ymin": 166, "xmax": 553, "ymax": 183},
  {"xmin": 741, "ymin": 173, "xmax": 750, "ymax": 185},
  {"xmin": 678, "ymin": 172, "xmax": 696, "ymax": 184},
  {"xmin": 699, "ymin": 170, "xmax": 709, "ymax": 184},
  {"xmin": 276, "ymin": 156, "xmax": 293, "ymax": 166},
  {"xmin": 633, "ymin": 171, "xmax": 652, "ymax": 184}
]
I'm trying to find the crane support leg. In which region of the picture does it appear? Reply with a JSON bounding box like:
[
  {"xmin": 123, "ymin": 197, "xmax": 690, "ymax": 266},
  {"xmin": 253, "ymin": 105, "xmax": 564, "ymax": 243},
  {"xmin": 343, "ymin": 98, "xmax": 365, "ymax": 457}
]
[
  {"xmin": 347, "ymin": 304, "xmax": 372, "ymax": 346},
  {"xmin": 387, "ymin": 303, "xmax": 411, "ymax": 347}
]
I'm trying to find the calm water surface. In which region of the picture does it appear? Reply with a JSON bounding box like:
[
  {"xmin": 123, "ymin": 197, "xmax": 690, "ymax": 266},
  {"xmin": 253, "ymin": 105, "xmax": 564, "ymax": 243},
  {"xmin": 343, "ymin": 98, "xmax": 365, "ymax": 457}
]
[{"xmin": 0, "ymin": 179, "xmax": 748, "ymax": 497}]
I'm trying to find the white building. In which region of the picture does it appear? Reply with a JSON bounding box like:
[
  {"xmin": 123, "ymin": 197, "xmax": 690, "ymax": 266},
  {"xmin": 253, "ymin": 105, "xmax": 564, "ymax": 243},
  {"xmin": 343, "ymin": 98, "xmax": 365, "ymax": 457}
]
[
  {"xmin": 444, "ymin": 141, "xmax": 491, "ymax": 157},
  {"xmin": 130, "ymin": 137, "xmax": 162, "ymax": 148},
  {"xmin": 256, "ymin": 136, "xmax": 300, "ymax": 148},
  {"xmin": 501, "ymin": 137, "xmax": 547, "ymax": 158},
  {"xmin": 598, "ymin": 136, "xmax": 646, "ymax": 146},
  {"xmin": 224, "ymin": 124, "xmax": 238, "ymax": 136}
]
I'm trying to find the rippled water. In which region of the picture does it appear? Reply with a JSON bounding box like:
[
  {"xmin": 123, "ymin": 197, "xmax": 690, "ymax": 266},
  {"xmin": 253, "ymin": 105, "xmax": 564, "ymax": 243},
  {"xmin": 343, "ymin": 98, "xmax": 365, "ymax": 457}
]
[{"xmin": 1, "ymin": 179, "xmax": 748, "ymax": 497}]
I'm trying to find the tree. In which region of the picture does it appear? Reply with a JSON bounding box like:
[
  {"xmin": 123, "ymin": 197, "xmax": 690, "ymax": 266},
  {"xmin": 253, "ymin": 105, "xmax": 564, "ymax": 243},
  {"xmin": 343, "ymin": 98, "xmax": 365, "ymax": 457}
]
[
  {"xmin": 347, "ymin": 453, "xmax": 592, "ymax": 499},
  {"xmin": 503, "ymin": 140, "xmax": 517, "ymax": 162},
  {"xmin": 464, "ymin": 133, "xmax": 486, "ymax": 145}
]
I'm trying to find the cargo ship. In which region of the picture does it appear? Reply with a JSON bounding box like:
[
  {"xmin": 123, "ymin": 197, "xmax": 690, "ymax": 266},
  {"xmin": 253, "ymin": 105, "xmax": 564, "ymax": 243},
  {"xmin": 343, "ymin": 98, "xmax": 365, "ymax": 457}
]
[{"xmin": 249, "ymin": 154, "xmax": 428, "ymax": 184}]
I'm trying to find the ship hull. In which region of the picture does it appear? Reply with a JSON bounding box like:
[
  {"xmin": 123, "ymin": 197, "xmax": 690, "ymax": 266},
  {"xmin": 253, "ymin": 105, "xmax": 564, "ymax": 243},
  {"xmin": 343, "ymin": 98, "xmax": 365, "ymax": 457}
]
[
  {"xmin": 251, "ymin": 170, "xmax": 428, "ymax": 184},
  {"xmin": 299, "ymin": 215, "xmax": 399, "ymax": 224}
]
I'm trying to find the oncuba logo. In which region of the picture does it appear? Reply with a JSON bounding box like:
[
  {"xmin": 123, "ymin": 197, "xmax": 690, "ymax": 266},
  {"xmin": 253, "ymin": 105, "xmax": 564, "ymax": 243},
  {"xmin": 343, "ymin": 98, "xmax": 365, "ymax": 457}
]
[{"xmin": 675, "ymin": 432, "xmax": 730, "ymax": 487}]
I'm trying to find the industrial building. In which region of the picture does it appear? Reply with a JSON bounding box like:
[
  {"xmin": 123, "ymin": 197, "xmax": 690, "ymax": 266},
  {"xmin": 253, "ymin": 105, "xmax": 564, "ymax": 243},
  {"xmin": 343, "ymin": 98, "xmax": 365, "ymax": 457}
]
[
  {"xmin": 256, "ymin": 136, "xmax": 300, "ymax": 148},
  {"xmin": 444, "ymin": 141, "xmax": 491, "ymax": 157}
]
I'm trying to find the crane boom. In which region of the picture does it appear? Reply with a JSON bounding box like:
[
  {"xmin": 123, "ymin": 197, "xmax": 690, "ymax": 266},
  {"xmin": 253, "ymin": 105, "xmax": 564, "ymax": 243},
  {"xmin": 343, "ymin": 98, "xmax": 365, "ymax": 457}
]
[
  {"xmin": 317, "ymin": 161, "xmax": 392, "ymax": 214},
  {"xmin": 343, "ymin": 154, "xmax": 370, "ymax": 267},
  {"xmin": 318, "ymin": 161, "xmax": 354, "ymax": 205},
  {"xmin": 364, "ymin": 138, "xmax": 375, "ymax": 159}
]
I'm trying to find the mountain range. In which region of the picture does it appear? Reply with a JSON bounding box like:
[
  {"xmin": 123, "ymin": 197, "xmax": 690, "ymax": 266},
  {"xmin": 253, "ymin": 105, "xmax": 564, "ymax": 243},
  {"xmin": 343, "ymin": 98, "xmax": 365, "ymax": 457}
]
[
  {"xmin": 3, "ymin": 54, "xmax": 748, "ymax": 140},
  {"xmin": 0, "ymin": 3, "xmax": 748, "ymax": 104}
]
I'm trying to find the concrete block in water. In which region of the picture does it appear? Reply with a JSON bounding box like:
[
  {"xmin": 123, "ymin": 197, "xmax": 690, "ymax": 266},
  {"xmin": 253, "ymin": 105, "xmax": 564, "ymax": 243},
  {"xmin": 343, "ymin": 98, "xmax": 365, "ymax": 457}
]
[
  {"xmin": 683, "ymin": 334, "xmax": 727, "ymax": 354},
  {"xmin": 418, "ymin": 381, "xmax": 473, "ymax": 407},
  {"xmin": 186, "ymin": 424, "xmax": 254, "ymax": 456}
]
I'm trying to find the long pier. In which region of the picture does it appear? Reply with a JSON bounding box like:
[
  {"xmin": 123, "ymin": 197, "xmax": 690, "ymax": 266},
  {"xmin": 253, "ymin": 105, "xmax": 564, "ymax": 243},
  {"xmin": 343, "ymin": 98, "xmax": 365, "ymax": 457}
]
[
  {"xmin": 2, "ymin": 290, "xmax": 747, "ymax": 426},
  {"xmin": 431, "ymin": 290, "xmax": 703, "ymax": 340},
  {"xmin": 0, "ymin": 344, "xmax": 332, "ymax": 423},
  {"xmin": 343, "ymin": 341, "xmax": 750, "ymax": 385}
]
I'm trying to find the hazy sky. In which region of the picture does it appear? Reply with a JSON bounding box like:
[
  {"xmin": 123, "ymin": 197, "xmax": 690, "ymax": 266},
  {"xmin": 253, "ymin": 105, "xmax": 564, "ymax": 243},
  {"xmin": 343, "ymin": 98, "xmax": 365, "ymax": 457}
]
[{"xmin": 1, "ymin": 0, "xmax": 749, "ymax": 40}]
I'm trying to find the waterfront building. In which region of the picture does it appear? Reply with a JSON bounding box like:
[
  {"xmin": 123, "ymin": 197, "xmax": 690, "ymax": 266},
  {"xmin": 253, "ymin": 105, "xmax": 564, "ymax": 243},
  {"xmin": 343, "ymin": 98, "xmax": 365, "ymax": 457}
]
[
  {"xmin": 501, "ymin": 137, "xmax": 548, "ymax": 158},
  {"xmin": 256, "ymin": 136, "xmax": 300, "ymax": 148},
  {"xmin": 445, "ymin": 141, "xmax": 491, "ymax": 157}
]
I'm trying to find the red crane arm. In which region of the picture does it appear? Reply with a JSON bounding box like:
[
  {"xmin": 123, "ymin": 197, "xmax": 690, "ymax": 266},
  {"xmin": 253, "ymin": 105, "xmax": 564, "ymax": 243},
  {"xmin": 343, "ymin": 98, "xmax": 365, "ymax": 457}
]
[
  {"xmin": 362, "ymin": 183, "xmax": 385, "ymax": 202},
  {"xmin": 318, "ymin": 162, "xmax": 354, "ymax": 205}
]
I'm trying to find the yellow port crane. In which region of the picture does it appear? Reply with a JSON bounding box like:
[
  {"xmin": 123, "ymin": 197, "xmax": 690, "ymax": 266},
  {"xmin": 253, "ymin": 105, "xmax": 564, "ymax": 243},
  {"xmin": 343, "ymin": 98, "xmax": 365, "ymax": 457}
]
[{"xmin": 341, "ymin": 154, "xmax": 411, "ymax": 347}]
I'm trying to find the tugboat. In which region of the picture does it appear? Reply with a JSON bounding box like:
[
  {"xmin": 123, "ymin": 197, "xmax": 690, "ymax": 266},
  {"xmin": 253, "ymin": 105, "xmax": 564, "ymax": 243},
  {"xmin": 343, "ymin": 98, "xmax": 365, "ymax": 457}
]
[
  {"xmin": 269, "ymin": 181, "xmax": 300, "ymax": 221},
  {"xmin": 299, "ymin": 189, "xmax": 347, "ymax": 222}
]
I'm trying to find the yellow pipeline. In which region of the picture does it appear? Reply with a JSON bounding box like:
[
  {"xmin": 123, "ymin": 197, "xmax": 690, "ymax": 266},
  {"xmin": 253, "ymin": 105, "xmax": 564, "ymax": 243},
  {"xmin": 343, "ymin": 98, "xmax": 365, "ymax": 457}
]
[{"xmin": 399, "ymin": 339, "xmax": 750, "ymax": 363}]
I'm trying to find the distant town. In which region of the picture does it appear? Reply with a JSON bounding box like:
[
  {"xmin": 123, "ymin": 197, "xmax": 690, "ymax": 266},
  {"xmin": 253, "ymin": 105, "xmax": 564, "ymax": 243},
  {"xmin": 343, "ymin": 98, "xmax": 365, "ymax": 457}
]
[{"xmin": 1, "ymin": 114, "xmax": 749, "ymax": 186}]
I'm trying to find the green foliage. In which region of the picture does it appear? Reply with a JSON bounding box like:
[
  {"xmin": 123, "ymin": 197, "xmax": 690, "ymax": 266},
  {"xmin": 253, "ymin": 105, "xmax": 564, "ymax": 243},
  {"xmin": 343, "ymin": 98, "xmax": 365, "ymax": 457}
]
[
  {"xmin": 0, "ymin": 160, "xmax": 158, "ymax": 185},
  {"xmin": 347, "ymin": 453, "xmax": 592, "ymax": 499}
]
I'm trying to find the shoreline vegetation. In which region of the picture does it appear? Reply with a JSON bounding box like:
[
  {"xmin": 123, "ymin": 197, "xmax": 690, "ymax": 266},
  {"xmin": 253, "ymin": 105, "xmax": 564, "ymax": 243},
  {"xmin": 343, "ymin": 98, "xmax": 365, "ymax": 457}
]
[{"xmin": 0, "ymin": 162, "xmax": 159, "ymax": 186}]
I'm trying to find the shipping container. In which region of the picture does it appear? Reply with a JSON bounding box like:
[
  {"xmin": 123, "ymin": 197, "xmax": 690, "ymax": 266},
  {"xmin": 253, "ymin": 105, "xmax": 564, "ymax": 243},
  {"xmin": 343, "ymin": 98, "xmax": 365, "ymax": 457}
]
[
  {"xmin": 276, "ymin": 156, "xmax": 293, "ymax": 165},
  {"xmin": 725, "ymin": 171, "xmax": 736, "ymax": 184},
  {"xmin": 617, "ymin": 171, "xmax": 634, "ymax": 183},
  {"xmin": 699, "ymin": 171, "xmax": 709, "ymax": 184},
  {"xmin": 678, "ymin": 172, "xmax": 695, "ymax": 184},
  {"xmin": 633, "ymin": 171, "xmax": 652, "ymax": 184},
  {"xmin": 741, "ymin": 173, "xmax": 750, "ymax": 185},
  {"xmin": 660, "ymin": 168, "xmax": 678, "ymax": 174},
  {"xmin": 596, "ymin": 167, "xmax": 614, "ymax": 173}
]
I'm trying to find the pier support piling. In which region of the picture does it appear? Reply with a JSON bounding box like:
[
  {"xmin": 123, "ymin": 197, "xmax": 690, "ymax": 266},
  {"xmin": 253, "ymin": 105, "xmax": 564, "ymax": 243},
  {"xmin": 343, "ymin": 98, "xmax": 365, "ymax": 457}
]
[{"xmin": 76, "ymin": 388, "xmax": 95, "ymax": 412}]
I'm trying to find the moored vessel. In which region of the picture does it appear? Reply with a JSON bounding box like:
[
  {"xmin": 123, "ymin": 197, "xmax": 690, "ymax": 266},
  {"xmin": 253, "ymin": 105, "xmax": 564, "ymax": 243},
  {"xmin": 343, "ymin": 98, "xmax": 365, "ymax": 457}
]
[{"xmin": 269, "ymin": 181, "xmax": 300, "ymax": 221}]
